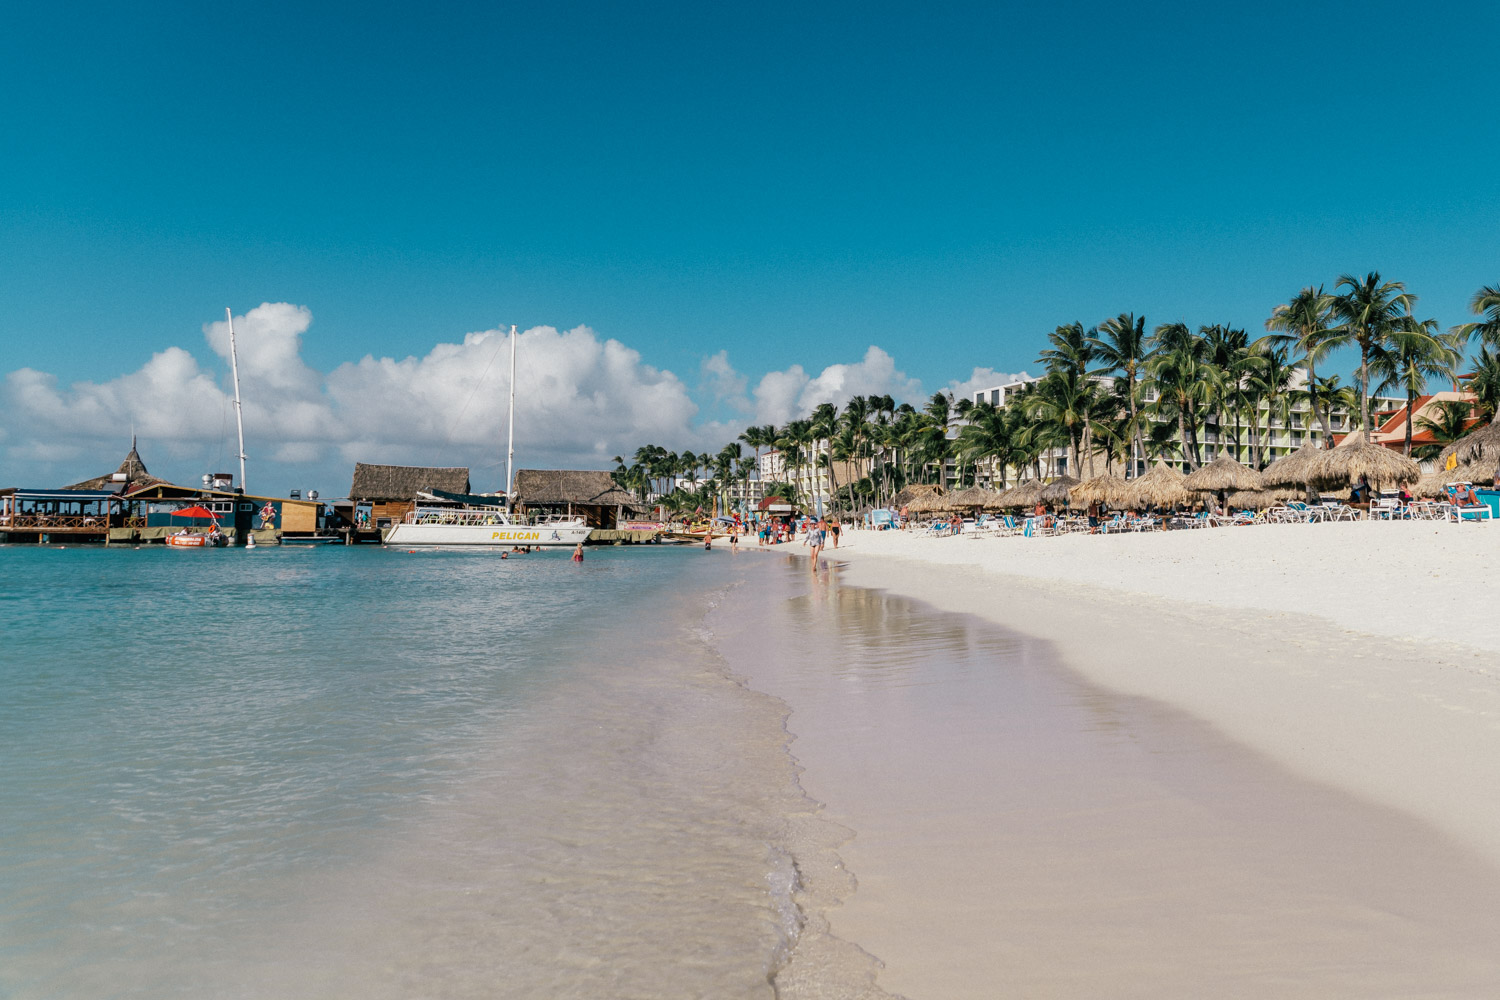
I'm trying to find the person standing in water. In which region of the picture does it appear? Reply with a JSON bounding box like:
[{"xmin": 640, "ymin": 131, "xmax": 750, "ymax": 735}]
[{"xmin": 572, "ymin": 542, "xmax": 584, "ymax": 562}]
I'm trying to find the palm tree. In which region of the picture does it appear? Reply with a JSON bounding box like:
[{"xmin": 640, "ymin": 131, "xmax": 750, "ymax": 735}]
[
  {"xmin": 1370, "ymin": 317, "xmax": 1461, "ymax": 455},
  {"xmin": 1414, "ymin": 399, "xmax": 1477, "ymax": 461},
  {"xmin": 1200, "ymin": 324, "xmax": 1250, "ymax": 462},
  {"xmin": 1145, "ymin": 322, "xmax": 1209, "ymax": 469},
  {"xmin": 1242, "ymin": 343, "xmax": 1298, "ymax": 467},
  {"xmin": 1453, "ymin": 284, "xmax": 1500, "ymax": 350},
  {"xmin": 1090, "ymin": 313, "xmax": 1153, "ymax": 475},
  {"xmin": 1263, "ymin": 286, "xmax": 1337, "ymax": 448},
  {"xmin": 1468, "ymin": 346, "xmax": 1500, "ymax": 422},
  {"xmin": 809, "ymin": 402, "xmax": 841, "ymax": 510},
  {"xmin": 1027, "ymin": 368, "xmax": 1100, "ymax": 477},
  {"xmin": 1329, "ymin": 271, "xmax": 1417, "ymax": 435}
]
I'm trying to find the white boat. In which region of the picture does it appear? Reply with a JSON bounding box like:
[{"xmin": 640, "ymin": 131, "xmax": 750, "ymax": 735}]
[
  {"xmin": 381, "ymin": 325, "xmax": 592, "ymax": 549},
  {"xmin": 384, "ymin": 507, "xmax": 590, "ymax": 547}
]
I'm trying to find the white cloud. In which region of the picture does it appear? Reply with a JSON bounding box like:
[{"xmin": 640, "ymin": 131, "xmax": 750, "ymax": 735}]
[
  {"xmin": 750, "ymin": 346, "xmax": 922, "ymax": 426},
  {"xmin": 0, "ymin": 308, "xmax": 954, "ymax": 493}
]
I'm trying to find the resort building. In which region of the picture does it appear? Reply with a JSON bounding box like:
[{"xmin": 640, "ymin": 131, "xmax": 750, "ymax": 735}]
[{"xmin": 960, "ymin": 372, "xmax": 1403, "ymax": 484}]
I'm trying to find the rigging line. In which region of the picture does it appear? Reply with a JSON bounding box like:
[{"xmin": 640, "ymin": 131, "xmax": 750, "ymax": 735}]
[{"xmin": 435, "ymin": 327, "xmax": 511, "ymax": 468}]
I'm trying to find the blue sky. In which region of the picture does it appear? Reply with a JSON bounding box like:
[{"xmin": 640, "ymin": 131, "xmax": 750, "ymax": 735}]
[{"xmin": 3, "ymin": 1, "xmax": 1498, "ymax": 493}]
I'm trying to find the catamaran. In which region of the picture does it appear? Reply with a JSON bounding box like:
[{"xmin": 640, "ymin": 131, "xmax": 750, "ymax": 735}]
[
  {"xmin": 383, "ymin": 504, "xmax": 591, "ymax": 547},
  {"xmin": 382, "ymin": 326, "xmax": 592, "ymax": 548}
]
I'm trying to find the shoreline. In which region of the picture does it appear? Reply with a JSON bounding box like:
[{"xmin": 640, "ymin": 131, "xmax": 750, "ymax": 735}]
[
  {"xmin": 829, "ymin": 524, "xmax": 1500, "ymax": 868},
  {"xmin": 718, "ymin": 548, "xmax": 1500, "ymax": 997}
]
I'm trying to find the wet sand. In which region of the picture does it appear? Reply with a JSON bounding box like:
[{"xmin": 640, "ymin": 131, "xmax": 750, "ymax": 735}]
[{"xmin": 713, "ymin": 554, "xmax": 1500, "ymax": 999}]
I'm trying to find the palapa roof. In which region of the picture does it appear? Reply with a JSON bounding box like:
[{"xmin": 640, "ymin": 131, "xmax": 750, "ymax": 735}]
[
  {"xmin": 350, "ymin": 462, "xmax": 470, "ymax": 501},
  {"xmin": 1183, "ymin": 455, "xmax": 1264, "ymax": 492},
  {"xmin": 1260, "ymin": 441, "xmax": 1326, "ymax": 487},
  {"xmin": 1225, "ymin": 487, "xmax": 1299, "ymax": 510},
  {"xmin": 512, "ymin": 469, "xmax": 641, "ymax": 507},
  {"xmin": 1411, "ymin": 463, "xmax": 1483, "ymax": 498},
  {"xmin": 1312, "ymin": 432, "xmax": 1420, "ymax": 487},
  {"xmin": 949, "ymin": 485, "xmax": 1008, "ymax": 510},
  {"xmin": 906, "ymin": 492, "xmax": 953, "ymax": 514},
  {"xmin": 1069, "ymin": 474, "xmax": 1130, "ymax": 507},
  {"xmin": 889, "ymin": 483, "xmax": 945, "ymax": 508},
  {"xmin": 64, "ymin": 441, "xmax": 171, "ymax": 491},
  {"xmin": 1000, "ymin": 479, "xmax": 1046, "ymax": 507},
  {"xmin": 1039, "ymin": 475, "xmax": 1080, "ymax": 503},
  {"xmin": 1437, "ymin": 419, "xmax": 1500, "ymax": 471},
  {"xmin": 1122, "ymin": 461, "xmax": 1191, "ymax": 508}
]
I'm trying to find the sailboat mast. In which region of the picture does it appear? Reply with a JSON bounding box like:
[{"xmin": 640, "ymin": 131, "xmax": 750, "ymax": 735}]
[
  {"xmin": 506, "ymin": 324, "xmax": 517, "ymax": 505},
  {"xmin": 226, "ymin": 307, "xmax": 247, "ymax": 493}
]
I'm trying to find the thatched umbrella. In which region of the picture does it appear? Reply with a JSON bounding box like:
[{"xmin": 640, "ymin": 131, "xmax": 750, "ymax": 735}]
[
  {"xmin": 1038, "ymin": 475, "xmax": 1080, "ymax": 504},
  {"xmin": 1001, "ymin": 479, "xmax": 1046, "ymax": 508},
  {"xmin": 1313, "ymin": 432, "xmax": 1420, "ymax": 488},
  {"xmin": 1437, "ymin": 420, "xmax": 1500, "ymax": 473},
  {"xmin": 949, "ymin": 485, "xmax": 1005, "ymax": 510},
  {"xmin": 1070, "ymin": 474, "xmax": 1131, "ymax": 508},
  {"xmin": 1122, "ymin": 461, "xmax": 1191, "ymax": 509},
  {"xmin": 1225, "ymin": 487, "xmax": 1299, "ymax": 510},
  {"xmin": 1183, "ymin": 455, "xmax": 1265, "ymax": 493},
  {"xmin": 1411, "ymin": 463, "xmax": 1481, "ymax": 498},
  {"xmin": 889, "ymin": 483, "xmax": 945, "ymax": 509},
  {"xmin": 1261, "ymin": 441, "xmax": 1327, "ymax": 488},
  {"xmin": 906, "ymin": 492, "xmax": 952, "ymax": 515}
]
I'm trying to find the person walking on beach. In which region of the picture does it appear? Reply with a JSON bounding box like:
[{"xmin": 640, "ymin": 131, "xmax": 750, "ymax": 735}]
[
  {"xmin": 828, "ymin": 517, "xmax": 841, "ymax": 548},
  {"xmin": 806, "ymin": 517, "xmax": 826, "ymax": 570}
]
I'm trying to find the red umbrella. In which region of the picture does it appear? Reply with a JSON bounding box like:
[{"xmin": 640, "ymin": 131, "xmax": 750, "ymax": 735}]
[{"xmin": 171, "ymin": 505, "xmax": 219, "ymax": 519}]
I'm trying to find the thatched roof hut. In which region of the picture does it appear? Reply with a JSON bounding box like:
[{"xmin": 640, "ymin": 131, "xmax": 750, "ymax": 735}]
[
  {"xmin": 1436, "ymin": 419, "xmax": 1500, "ymax": 472},
  {"xmin": 1312, "ymin": 432, "xmax": 1420, "ymax": 488},
  {"xmin": 1183, "ymin": 455, "xmax": 1264, "ymax": 492},
  {"xmin": 350, "ymin": 462, "xmax": 471, "ymax": 501},
  {"xmin": 64, "ymin": 441, "xmax": 171, "ymax": 491},
  {"xmin": 1122, "ymin": 461, "xmax": 1191, "ymax": 508},
  {"xmin": 512, "ymin": 469, "xmax": 642, "ymax": 508},
  {"xmin": 889, "ymin": 483, "xmax": 945, "ymax": 508},
  {"xmin": 1070, "ymin": 474, "xmax": 1131, "ymax": 508},
  {"xmin": 1261, "ymin": 441, "xmax": 1326, "ymax": 487},
  {"xmin": 1036, "ymin": 475, "xmax": 1078, "ymax": 504}
]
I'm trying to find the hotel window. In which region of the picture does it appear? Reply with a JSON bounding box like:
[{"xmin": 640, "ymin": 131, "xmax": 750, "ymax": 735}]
[{"xmin": 991, "ymin": 389, "xmax": 1001, "ymax": 405}]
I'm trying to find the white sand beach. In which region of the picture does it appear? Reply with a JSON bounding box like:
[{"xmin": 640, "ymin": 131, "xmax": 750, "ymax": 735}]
[{"xmin": 722, "ymin": 522, "xmax": 1500, "ymax": 998}]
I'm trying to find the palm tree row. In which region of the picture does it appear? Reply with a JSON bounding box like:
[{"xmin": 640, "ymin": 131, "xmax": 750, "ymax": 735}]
[{"xmin": 614, "ymin": 276, "xmax": 1500, "ymax": 515}]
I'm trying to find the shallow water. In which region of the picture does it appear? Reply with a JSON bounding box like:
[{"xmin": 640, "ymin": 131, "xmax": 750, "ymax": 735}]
[{"xmin": 0, "ymin": 545, "xmax": 857, "ymax": 999}]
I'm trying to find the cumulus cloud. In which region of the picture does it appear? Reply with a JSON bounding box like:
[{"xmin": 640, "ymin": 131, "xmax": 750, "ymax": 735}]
[
  {"xmin": 750, "ymin": 346, "xmax": 921, "ymax": 426},
  {"xmin": 327, "ymin": 324, "xmax": 701, "ymax": 470},
  {"xmin": 0, "ymin": 307, "xmax": 949, "ymax": 493}
]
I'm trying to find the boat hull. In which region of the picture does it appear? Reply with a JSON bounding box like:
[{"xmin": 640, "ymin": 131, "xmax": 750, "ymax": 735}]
[{"xmin": 383, "ymin": 521, "xmax": 592, "ymax": 547}]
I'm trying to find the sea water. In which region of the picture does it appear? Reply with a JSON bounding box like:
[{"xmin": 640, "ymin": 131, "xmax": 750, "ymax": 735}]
[{"xmin": 0, "ymin": 545, "xmax": 885, "ymax": 1000}]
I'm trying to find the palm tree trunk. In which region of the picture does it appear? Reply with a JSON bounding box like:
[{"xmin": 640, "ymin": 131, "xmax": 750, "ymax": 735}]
[
  {"xmin": 1308, "ymin": 358, "xmax": 1332, "ymax": 448},
  {"xmin": 1359, "ymin": 345, "xmax": 1372, "ymax": 438},
  {"xmin": 1404, "ymin": 389, "xmax": 1415, "ymax": 456}
]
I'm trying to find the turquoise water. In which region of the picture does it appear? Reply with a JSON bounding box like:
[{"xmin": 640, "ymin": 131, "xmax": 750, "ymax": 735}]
[{"xmin": 0, "ymin": 545, "xmax": 857, "ymax": 999}]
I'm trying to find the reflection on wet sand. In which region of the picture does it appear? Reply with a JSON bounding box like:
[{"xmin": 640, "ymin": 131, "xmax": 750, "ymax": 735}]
[{"xmin": 714, "ymin": 554, "xmax": 1500, "ymax": 999}]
